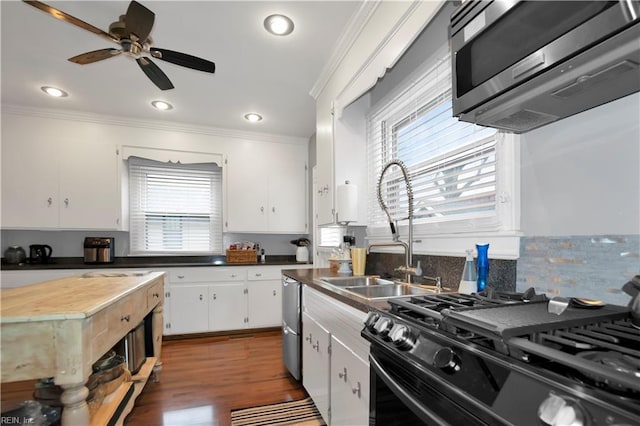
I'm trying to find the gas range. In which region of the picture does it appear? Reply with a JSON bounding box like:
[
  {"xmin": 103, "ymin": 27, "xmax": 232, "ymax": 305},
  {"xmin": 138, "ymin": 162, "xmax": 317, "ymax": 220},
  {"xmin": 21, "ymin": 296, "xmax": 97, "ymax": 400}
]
[{"xmin": 362, "ymin": 289, "xmax": 640, "ymax": 426}]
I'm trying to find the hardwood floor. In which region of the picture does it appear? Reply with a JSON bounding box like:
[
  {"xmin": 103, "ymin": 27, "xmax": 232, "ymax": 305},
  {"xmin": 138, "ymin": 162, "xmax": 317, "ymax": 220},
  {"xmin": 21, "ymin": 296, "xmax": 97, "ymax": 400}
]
[{"xmin": 1, "ymin": 330, "xmax": 307, "ymax": 426}]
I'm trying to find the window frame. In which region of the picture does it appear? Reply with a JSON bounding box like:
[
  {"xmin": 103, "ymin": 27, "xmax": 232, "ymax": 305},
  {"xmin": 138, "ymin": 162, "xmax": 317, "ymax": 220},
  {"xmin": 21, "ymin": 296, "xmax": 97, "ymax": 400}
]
[
  {"xmin": 365, "ymin": 49, "xmax": 521, "ymax": 258},
  {"xmin": 127, "ymin": 156, "xmax": 224, "ymax": 255}
]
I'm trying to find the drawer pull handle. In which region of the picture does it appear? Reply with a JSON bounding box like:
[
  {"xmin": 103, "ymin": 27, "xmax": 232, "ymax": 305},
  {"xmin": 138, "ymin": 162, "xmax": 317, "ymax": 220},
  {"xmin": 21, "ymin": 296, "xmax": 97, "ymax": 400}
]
[
  {"xmin": 256, "ymin": 273, "xmax": 262, "ymax": 277},
  {"xmin": 199, "ymin": 294, "xmax": 203, "ymax": 301},
  {"xmin": 47, "ymin": 197, "xmax": 53, "ymax": 206},
  {"xmin": 121, "ymin": 315, "xmax": 130, "ymax": 322},
  {"xmin": 273, "ymin": 290, "xmax": 277, "ymax": 296},
  {"xmin": 177, "ymin": 275, "xmax": 185, "ymax": 279},
  {"xmin": 312, "ymin": 341, "xmax": 320, "ymax": 352},
  {"xmin": 152, "ymin": 292, "xmax": 160, "ymax": 298},
  {"xmin": 213, "ymin": 294, "xmax": 217, "ymax": 300}
]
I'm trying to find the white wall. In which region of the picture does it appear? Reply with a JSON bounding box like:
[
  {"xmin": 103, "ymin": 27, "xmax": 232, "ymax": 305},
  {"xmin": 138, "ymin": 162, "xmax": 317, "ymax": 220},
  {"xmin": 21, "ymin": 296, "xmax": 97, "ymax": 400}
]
[{"xmin": 520, "ymin": 93, "xmax": 640, "ymax": 236}]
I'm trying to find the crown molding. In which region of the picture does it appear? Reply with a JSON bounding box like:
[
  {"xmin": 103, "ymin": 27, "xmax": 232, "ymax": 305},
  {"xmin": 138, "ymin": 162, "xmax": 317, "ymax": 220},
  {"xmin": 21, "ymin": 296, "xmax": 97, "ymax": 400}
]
[
  {"xmin": 309, "ymin": 1, "xmax": 381, "ymax": 100},
  {"xmin": 1, "ymin": 104, "xmax": 309, "ymax": 146}
]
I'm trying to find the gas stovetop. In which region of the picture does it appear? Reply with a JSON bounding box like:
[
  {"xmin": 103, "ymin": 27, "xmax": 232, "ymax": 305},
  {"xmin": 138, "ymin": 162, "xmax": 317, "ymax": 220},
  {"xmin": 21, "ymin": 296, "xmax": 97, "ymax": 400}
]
[
  {"xmin": 366, "ymin": 290, "xmax": 640, "ymax": 394},
  {"xmin": 362, "ymin": 285, "xmax": 640, "ymax": 425}
]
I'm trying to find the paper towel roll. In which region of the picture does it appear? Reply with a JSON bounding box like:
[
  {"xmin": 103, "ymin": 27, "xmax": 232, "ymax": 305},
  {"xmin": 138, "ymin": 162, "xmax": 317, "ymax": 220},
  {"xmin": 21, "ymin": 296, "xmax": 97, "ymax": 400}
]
[{"xmin": 337, "ymin": 181, "xmax": 358, "ymax": 223}]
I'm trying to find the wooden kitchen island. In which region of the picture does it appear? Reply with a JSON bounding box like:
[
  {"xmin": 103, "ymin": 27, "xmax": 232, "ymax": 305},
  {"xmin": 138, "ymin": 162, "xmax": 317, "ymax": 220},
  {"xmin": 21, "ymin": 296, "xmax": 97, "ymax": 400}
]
[{"xmin": 0, "ymin": 271, "xmax": 164, "ymax": 426}]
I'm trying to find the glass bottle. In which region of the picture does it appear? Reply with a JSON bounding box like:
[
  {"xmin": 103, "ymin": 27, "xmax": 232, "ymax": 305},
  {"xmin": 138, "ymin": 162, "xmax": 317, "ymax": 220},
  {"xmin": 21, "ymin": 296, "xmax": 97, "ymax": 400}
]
[{"xmin": 476, "ymin": 243, "xmax": 489, "ymax": 292}]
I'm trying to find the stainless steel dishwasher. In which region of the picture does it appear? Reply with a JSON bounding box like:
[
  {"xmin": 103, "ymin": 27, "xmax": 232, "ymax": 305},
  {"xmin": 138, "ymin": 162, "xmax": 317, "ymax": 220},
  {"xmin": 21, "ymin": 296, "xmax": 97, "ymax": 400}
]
[{"xmin": 282, "ymin": 275, "xmax": 302, "ymax": 380}]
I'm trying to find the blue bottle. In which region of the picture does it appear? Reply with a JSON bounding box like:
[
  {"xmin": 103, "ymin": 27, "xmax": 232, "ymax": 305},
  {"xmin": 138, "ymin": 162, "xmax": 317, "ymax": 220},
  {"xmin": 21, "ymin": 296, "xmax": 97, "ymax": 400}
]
[{"xmin": 476, "ymin": 243, "xmax": 489, "ymax": 292}]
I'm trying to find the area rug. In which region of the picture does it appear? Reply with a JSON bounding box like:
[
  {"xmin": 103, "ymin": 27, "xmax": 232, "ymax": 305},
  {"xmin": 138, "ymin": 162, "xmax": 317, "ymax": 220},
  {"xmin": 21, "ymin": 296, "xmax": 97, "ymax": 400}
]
[{"xmin": 230, "ymin": 397, "xmax": 325, "ymax": 426}]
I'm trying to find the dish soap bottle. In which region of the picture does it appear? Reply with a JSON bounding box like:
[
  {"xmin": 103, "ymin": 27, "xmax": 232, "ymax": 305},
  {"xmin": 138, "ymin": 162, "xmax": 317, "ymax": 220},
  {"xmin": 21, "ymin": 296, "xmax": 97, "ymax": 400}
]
[
  {"xmin": 476, "ymin": 243, "xmax": 490, "ymax": 292},
  {"xmin": 458, "ymin": 250, "xmax": 477, "ymax": 294}
]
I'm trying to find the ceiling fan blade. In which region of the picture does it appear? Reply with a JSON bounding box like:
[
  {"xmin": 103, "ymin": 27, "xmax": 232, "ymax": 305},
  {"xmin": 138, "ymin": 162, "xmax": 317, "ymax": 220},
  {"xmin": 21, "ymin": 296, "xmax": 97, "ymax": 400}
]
[
  {"xmin": 136, "ymin": 57, "xmax": 174, "ymax": 90},
  {"xmin": 150, "ymin": 48, "xmax": 215, "ymax": 73},
  {"xmin": 68, "ymin": 48, "xmax": 121, "ymax": 65},
  {"xmin": 125, "ymin": 1, "xmax": 154, "ymax": 43},
  {"xmin": 22, "ymin": 0, "xmax": 118, "ymax": 43}
]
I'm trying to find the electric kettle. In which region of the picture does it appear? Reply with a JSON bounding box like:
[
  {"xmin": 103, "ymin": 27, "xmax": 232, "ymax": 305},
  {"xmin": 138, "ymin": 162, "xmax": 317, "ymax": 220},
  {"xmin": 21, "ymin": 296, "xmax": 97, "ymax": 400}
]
[{"xmin": 29, "ymin": 244, "xmax": 53, "ymax": 264}]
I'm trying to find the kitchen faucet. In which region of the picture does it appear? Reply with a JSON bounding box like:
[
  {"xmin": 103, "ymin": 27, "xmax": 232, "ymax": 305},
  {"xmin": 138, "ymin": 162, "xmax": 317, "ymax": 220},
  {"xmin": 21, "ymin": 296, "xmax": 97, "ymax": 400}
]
[{"xmin": 367, "ymin": 160, "xmax": 422, "ymax": 282}]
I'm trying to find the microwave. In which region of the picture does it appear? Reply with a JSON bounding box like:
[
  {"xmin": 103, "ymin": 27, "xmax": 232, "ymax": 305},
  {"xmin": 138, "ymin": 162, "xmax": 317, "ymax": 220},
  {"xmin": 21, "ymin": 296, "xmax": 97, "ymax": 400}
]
[{"xmin": 450, "ymin": 0, "xmax": 640, "ymax": 133}]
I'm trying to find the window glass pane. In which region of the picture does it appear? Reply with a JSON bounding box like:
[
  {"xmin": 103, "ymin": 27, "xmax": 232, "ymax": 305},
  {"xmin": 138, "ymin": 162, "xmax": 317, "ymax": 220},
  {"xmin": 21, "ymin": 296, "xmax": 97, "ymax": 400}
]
[
  {"xmin": 128, "ymin": 157, "xmax": 223, "ymax": 254},
  {"xmin": 368, "ymin": 50, "xmax": 498, "ymax": 229}
]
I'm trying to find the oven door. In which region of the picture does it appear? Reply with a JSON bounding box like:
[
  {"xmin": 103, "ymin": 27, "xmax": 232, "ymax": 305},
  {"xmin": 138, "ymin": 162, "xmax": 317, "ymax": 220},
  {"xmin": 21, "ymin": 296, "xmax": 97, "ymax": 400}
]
[{"xmin": 369, "ymin": 346, "xmax": 508, "ymax": 426}]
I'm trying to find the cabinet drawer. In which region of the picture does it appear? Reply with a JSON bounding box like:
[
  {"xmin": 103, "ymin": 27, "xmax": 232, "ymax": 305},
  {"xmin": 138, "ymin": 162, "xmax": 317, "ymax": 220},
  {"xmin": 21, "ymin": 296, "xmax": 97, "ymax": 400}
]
[
  {"xmin": 146, "ymin": 281, "xmax": 164, "ymax": 309},
  {"xmin": 247, "ymin": 266, "xmax": 283, "ymax": 281},
  {"xmin": 169, "ymin": 268, "xmax": 246, "ymax": 283},
  {"xmin": 107, "ymin": 289, "xmax": 146, "ymax": 340}
]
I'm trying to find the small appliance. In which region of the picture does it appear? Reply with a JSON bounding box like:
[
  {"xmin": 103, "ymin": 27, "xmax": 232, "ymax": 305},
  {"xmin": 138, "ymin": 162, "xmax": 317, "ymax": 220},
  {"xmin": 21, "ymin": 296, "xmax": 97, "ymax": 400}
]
[
  {"xmin": 84, "ymin": 237, "xmax": 115, "ymax": 264},
  {"xmin": 29, "ymin": 244, "xmax": 52, "ymax": 264}
]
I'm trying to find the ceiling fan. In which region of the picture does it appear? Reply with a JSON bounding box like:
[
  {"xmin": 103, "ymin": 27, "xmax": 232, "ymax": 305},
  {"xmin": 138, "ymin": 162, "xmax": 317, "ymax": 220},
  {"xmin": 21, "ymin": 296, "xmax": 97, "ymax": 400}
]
[{"xmin": 23, "ymin": 0, "xmax": 216, "ymax": 90}]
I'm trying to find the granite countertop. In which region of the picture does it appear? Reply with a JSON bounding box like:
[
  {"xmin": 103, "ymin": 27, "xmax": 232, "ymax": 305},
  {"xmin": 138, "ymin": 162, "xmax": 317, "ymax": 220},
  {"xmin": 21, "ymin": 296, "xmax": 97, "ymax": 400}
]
[
  {"xmin": 282, "ymin": 267, "xmax": 393, "ymax": 313},
  {"xmin": 1, "ymin": 255, "xmax": 309, "ymax": 271}
]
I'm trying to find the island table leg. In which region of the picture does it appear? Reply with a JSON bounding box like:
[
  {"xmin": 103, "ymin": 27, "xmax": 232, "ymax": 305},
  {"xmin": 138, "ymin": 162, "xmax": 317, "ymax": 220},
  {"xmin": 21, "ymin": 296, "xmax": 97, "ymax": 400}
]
[{"xmin": 59, "ymin": 382, "xmax": 90, "ymax": 426}]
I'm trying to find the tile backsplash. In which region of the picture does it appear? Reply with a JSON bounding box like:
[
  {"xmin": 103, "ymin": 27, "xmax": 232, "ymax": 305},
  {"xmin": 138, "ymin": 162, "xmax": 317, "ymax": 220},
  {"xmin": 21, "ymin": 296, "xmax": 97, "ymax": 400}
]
[{"xmin": 516, "ymin": 235, "xmax": 639, "ymax": 305}]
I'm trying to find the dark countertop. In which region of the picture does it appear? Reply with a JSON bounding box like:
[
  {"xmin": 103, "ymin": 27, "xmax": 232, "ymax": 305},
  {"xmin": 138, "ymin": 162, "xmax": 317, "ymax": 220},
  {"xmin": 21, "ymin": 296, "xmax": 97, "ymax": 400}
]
[
  {"xmin": 1, "ymin": 255, "xmax": 310, "ymax": 271},
  {"xmin": 282, "ymin": 267, "xmax": 392, "ymax": 313}
]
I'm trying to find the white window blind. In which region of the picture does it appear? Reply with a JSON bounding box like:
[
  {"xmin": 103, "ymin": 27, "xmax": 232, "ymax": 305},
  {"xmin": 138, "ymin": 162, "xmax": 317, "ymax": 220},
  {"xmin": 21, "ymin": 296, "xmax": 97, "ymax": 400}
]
[
  {"xmin": 128, "ymin": 157, "xmax": 223, "ymax": 254},
  {"xmin": 367, "ymin": 50, "xmax": 499, "ymax": 234}
]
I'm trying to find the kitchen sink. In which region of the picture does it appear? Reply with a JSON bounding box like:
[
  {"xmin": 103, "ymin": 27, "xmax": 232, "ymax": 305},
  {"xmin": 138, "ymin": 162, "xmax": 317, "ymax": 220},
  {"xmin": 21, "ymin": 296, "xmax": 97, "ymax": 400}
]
[
  {"xmin": 343, "ymin": 284, "xmax": 437, "ymax": 299},
  {"xmin": 319, "ymin": 276, "xmax": 445, "ymax": 300},
  {"xmin": 320, "ymin": 276, "xmax": 394, "ymax": 287}
]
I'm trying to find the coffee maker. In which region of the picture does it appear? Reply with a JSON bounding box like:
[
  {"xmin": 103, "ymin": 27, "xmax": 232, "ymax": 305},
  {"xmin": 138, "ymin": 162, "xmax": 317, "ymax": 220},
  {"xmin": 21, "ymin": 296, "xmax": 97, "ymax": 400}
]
[{"xmin": 83, "ymin": 237, "xmax": 115, "ymax": 264}]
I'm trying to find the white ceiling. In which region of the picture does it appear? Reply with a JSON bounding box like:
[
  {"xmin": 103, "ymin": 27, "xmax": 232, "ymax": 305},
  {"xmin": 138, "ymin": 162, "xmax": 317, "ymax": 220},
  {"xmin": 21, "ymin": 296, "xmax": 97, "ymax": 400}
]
[{"xmin": 1, "ymin": 1, "xmax": 363, "ymax": 140}]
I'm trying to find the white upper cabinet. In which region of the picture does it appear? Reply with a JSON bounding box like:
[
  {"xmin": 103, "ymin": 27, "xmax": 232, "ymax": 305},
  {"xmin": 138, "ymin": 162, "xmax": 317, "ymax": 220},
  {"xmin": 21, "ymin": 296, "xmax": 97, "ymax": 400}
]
[
  {"xmin": 226, "ymin": 141, "xmax": 307, "ymax": 233},
  {"xmin": 1, "ymin": 114, "xmax": 121, "ymax": 230}
]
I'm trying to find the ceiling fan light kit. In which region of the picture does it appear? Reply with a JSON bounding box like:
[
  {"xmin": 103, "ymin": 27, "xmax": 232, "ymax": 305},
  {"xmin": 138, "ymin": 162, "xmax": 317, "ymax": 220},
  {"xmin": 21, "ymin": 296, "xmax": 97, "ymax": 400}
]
[{"xmin": 23, "ymin": 0, "xmax": 216, "ymax": 91}]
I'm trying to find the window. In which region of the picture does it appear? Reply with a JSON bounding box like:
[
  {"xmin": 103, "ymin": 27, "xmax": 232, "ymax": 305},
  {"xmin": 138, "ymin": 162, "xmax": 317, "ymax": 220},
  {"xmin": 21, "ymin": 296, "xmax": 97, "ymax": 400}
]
[
  {"xmin": 128, "ymin": 157, "xmax": 223, "ymax": 254},
  {"xmin": 367, "ymin": 48, "xmax": 519, "ymax": 248}
]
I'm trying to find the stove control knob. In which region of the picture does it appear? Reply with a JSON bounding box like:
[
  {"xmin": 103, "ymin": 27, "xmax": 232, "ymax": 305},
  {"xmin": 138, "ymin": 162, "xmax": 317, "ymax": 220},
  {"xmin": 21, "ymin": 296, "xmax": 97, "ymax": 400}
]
[
  {"xmin": 538, "ymin": 393, "xmax": 585, "ymax": 426},
  {"xmin": 433, "ymin": 347, "xmax": 461, "ymax": 373},
  {"xmin": 373, "ymin": 317, "xmax": 394, "ymax": 339},
  {"xmin": 364, "ymin": 311, "xmax": 380, "ymax": 331},
  {"xmin": 388, "ymin": 324, "xmax": 416, "ymax": 350}
]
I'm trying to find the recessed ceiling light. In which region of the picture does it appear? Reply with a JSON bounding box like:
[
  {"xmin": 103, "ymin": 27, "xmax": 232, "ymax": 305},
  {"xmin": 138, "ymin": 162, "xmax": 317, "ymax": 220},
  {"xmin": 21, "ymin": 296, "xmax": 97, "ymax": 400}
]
[
  {"xmin": 41, "ymin": 86, "xmax": 68, "ymax": 98},
  {"xmin": 244, "ymin": 113, "xmax": 263, "ymax": 122},
  {"xmin": 151, "ymin": 100, "xmax": 173, "ymax": 111},
  {"xmin": 264, "ymin": 14, "xmax": 294, "ymax": 36}
]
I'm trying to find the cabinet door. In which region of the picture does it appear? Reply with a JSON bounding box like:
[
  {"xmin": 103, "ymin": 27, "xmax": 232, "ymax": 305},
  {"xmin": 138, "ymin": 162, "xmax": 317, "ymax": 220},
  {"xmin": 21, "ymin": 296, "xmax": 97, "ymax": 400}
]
[
  {"xmin": 225, "ymin": 143, "xmax": 268, "ymax": 232},
  {"xmin": 314, "ymin": 104, "xmax": 335, "ymax": 226},
  {"xmin": 58, "ymin": 139, "xmax": 120, "ymax": 229},
  {"xmin": 168, "ymin": 285, "xmax": 209, "ymax": 334},
  {"xmin": 1, "ymin": 127, "xmax": 59, "ymax": 228},
  {"xmin": 247, "ymin": 280, "xmax": 281, "ymax": 328},
  {"xmin": 330, "ymin": 336, "xmax": 370, "ymax": 426},
  {"xmin": 267, "ymin": 144, "xmax": 307, "ymax": 233},
  {"xmin": 209, "ymin": 283, "xmax": 247, "ymax": 331},
  {"xmin": 302, "ymin": 312, "xmax": 330, "ymax": 424}
]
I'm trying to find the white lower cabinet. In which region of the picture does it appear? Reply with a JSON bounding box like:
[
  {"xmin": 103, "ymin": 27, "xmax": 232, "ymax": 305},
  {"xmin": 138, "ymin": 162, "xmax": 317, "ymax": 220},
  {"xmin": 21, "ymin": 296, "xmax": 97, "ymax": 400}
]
[
  {"xmin": 330, "ymin": 336, "xmax": 370, "ymax": 426},
  {"xmin": 167, "ymin": 284, "xmax": 210, "ymax": 334},
  {"xmin": 302, "ymin": 286, "xmax": 370, "ymax": 426},
  {"xmin": 247, "ymin": 266, "xmax": 290, "ymax": 328},
  {"xmin": 209, "ymin": 283, "xmax": 247, "ymax": 331},
  {"xmin": 302, "ymin": 311, "xmax": 331, "ymax": 423}
]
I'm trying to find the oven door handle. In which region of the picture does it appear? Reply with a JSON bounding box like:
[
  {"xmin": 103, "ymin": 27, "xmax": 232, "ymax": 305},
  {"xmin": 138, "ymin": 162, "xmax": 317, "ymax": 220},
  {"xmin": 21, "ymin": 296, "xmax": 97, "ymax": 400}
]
[{"xmin": 369, "ymin": 353, "xmax": 449, "ymax": 425}]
